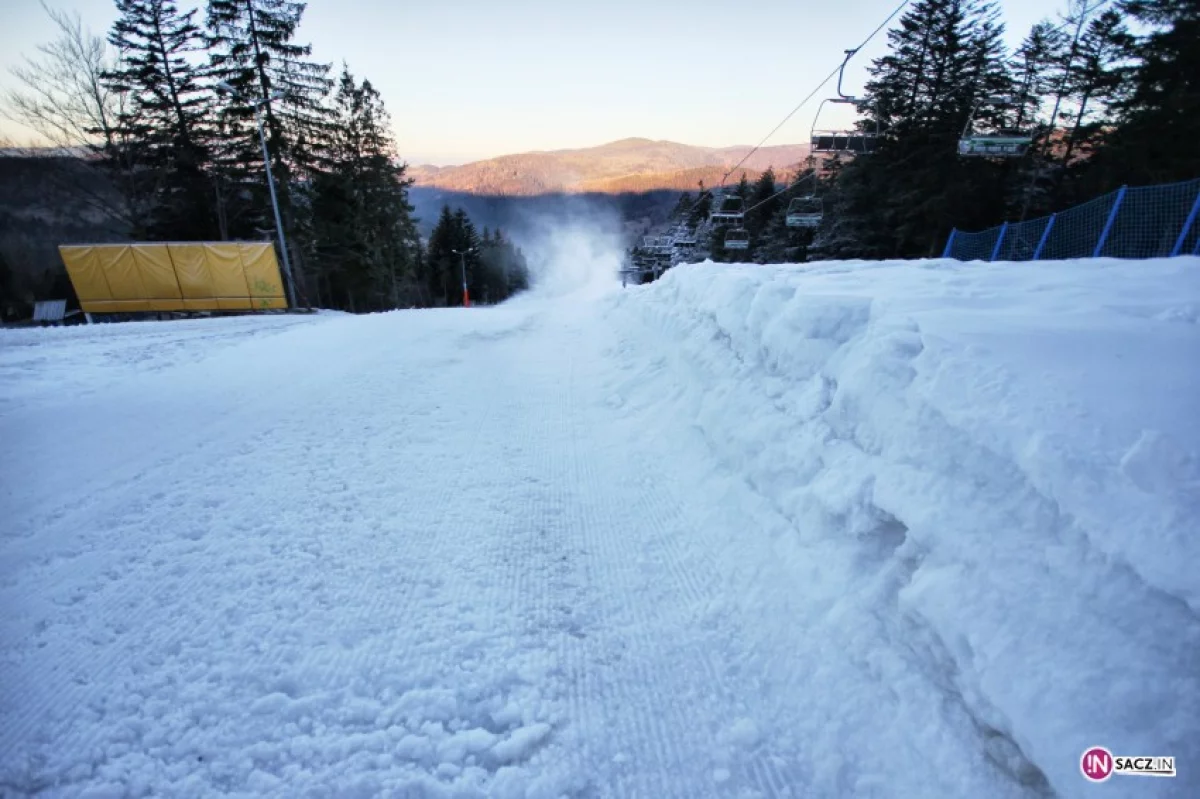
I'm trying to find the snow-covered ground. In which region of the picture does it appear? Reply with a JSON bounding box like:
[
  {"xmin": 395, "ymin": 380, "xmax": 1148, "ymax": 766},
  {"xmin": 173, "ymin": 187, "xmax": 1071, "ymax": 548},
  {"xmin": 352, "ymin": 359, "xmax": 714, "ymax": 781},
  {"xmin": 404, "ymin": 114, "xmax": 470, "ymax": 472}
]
[{"xmin": 1, "ymin": 256, "xmax": 1197, "ymax": 798}]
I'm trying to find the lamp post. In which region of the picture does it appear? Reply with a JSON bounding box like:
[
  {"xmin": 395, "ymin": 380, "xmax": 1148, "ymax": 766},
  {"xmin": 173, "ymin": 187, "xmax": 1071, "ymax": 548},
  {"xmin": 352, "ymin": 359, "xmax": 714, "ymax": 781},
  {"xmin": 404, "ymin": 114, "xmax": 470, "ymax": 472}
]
[
  {"xmin": 216, "ymin": 81, "xmax": 297, "ymax": 310},
  {"xmin": 451, "ymin": 247, "xmax": 475, "ymax": 307}
]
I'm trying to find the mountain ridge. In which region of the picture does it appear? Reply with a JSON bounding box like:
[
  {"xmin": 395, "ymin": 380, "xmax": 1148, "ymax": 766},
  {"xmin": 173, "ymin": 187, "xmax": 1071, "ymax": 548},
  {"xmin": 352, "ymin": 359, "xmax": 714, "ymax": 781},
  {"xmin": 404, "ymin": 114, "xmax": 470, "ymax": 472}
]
[{"xmin": 407, "ymin": 138, "xmax": 809, "ymax": 196}]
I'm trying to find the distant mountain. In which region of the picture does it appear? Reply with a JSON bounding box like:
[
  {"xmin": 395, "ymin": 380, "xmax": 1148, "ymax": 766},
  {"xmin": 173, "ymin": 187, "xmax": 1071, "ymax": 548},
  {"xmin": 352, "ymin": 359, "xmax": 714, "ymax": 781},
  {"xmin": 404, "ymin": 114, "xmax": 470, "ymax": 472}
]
[
  {"xmin": 407, "ymin": 138, "xmax": 809, "ymax": 196},
  {"xmin": 577, "ymin": 165, "xmax": 763, "ymax": 194}
]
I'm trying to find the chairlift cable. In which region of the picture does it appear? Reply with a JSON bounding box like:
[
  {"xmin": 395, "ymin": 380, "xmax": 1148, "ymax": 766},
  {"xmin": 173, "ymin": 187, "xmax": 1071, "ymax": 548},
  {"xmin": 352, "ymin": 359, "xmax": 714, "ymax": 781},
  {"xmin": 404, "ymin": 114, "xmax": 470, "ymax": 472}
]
[
  {"xmin": 717, "ymin": 0, "xmax": 912, "ymax": 188},
  {"xmin": 703, "ymin": 0, "xmax": 1101, "ymax": 245},
  {"xmin": 736, "ymin": 169, "xmax": 819, "ymax": 217},
  {"xmin": 741, "ymin": 169, "xmax": 824, "ymax": 216}
]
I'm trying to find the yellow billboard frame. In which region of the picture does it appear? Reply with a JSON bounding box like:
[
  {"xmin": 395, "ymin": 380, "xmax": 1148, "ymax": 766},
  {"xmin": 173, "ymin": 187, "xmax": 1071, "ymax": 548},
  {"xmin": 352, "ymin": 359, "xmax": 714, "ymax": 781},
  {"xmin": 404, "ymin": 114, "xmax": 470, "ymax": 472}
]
[{"xmin": 58, "ymin": 242, "xmax": 288, "ymax": 313}]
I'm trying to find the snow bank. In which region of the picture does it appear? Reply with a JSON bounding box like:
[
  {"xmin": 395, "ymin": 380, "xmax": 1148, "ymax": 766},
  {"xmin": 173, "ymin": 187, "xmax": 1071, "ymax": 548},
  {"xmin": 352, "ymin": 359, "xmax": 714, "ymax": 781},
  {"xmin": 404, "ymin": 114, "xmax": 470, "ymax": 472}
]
[{"xmin": 607, "ymin": 257, "xmax": 1200, "ymax": 798}]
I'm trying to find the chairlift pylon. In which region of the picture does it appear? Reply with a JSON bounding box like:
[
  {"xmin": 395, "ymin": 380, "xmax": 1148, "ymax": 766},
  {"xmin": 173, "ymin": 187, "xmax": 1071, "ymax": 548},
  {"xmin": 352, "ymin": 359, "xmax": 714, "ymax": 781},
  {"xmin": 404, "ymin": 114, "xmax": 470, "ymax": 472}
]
[
  {"xmin": 958, "ymin": 94, "xmax": 1033, "ymax": 158},
  {"xmin": 810, "ymin": 49, "xmax": 879, "ymax": 155}
]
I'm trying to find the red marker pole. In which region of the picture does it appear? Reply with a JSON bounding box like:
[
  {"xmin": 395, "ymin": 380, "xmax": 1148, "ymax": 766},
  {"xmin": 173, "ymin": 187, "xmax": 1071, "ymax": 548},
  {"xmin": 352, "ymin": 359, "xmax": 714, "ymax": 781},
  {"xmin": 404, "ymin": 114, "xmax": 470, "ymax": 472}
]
[{"xmin": 454, "ymin": 247, "xmax": 474, "ymax": 307}]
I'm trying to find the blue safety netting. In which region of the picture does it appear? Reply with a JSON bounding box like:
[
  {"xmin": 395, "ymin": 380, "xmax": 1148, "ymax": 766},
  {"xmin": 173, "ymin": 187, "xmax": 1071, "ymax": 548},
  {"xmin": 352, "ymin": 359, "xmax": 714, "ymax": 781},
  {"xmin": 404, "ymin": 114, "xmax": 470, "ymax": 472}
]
[{"xmin": 944, "ymin": 177, "xmax": 1200, "ymax": 262}]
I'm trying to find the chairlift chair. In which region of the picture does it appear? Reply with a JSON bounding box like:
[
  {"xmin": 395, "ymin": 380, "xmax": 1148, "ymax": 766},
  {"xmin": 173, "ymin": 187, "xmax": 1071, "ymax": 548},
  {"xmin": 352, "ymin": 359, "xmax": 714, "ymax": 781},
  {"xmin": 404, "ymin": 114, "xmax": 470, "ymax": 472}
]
[
  {"xmin": 724, "ymin": 227, "xmax": 750, "ymax": 251},
  {"xmin": 710, "ymin": 195, "xmax": 745, "ymax": 225},
  {"xmin": 809, "ymin": 50, "xmax": 879, "ymax": 155},
  {"xmin": 958, "ymin": 95, "xmax": 1033, "ymax": 158},
  {"xmin": 811, "ymin": 127, "xmax": 879, "ymax": 154},
  {"xmin": 786, "ymin": 196, "xmax": 823, "ymax": 228}
]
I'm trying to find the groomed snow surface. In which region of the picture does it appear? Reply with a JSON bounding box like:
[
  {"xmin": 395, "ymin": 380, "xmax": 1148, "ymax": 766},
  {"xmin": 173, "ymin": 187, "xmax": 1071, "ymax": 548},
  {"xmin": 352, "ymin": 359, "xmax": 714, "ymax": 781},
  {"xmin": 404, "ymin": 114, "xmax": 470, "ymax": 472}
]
[{"xmin": 2, "ymin": 255, "xmax": 1197, "ymax": 798}]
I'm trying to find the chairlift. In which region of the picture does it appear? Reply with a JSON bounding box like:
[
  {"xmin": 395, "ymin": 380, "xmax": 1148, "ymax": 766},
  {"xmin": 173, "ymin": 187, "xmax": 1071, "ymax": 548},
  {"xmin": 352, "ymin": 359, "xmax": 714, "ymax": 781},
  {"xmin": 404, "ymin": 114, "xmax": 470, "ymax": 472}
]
[
  {"xmin": 672, "ymin": 225, "xmax": 697, "ymax": 246},
  {"xmin": 640, "ymin": 235, "xmax": 667, "ymax": 256},
  {"xmin": 810, "ymin": 49, "xmax": 879, "ymax": 155},
  {"xmin": 786, "ymin": 195, "xmax": 823, "ymax": 228},
  {"xmin": 958, "ymin": 95, "xmax": 1033, "ymax": 158},
  {"xmin": 710, "ymin": 195, "xmax": 745, "ymax": 224},
  {"xmin": 724, "ymin": 227, "xmax": 750, "ymax": 251}
]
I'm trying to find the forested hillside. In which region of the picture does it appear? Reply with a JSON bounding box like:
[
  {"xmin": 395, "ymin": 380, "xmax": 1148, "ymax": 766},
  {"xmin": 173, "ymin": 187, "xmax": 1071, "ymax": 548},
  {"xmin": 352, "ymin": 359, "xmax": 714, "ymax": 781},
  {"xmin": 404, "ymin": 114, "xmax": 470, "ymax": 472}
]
[{"xmin": 628, "ymin": 0, "xmax": 1200, "ymax": 273}]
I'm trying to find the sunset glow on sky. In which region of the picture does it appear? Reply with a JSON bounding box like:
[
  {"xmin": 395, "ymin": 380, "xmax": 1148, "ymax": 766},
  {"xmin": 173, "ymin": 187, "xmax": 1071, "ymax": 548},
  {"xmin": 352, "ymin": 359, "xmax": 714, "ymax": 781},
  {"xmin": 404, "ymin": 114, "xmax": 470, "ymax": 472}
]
[{"xmin": 3, "ymin": 0, "xmax": 1064, "ymax": 165}]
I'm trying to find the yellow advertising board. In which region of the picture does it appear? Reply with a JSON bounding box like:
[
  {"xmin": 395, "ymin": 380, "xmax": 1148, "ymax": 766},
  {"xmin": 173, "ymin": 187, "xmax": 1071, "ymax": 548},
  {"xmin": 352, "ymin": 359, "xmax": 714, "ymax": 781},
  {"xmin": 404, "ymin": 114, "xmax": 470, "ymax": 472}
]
[{"xmin": 58, "ymin": 242, "xmax": 288, "ymax": 314}]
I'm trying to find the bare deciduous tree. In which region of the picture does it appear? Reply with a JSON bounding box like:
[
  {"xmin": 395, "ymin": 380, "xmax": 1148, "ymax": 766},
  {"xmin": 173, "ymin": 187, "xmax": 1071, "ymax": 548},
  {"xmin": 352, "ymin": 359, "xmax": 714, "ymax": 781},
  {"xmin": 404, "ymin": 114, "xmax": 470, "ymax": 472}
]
[{"xmin": 1, "ymin": 1, "xmax": 122, "ymax": 150}]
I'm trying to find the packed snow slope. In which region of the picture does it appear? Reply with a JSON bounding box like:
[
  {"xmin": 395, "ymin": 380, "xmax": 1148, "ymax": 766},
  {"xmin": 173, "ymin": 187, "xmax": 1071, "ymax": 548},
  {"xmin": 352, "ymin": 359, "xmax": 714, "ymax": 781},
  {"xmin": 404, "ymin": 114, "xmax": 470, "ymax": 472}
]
[{"xmin": 1, "ymin": 256, "xmax": 1197, "ymax": 798}]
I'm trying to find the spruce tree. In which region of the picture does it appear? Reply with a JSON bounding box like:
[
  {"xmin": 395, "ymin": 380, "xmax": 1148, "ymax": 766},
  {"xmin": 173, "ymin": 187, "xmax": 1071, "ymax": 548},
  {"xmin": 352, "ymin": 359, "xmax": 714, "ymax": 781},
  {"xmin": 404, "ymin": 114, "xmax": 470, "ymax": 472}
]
[
  {"xmin": 1010, "ymin": 22, "xmax": 1064, "ymax": 132},
  {"xmin": 735, "ymin": 173, "xmax": 752, "ymax": 200},
  {"xmin": 671, "ymin": 192, "xmax": 695, "ymax": 225},
  {"xmin": 310, "ymin": 65, "xmax": 418, "ymax": 311},
  {"xmin": 205, "ymin": 0, "xmax": 333, "ymax": 240},
  {"xmin": 746, "ymin": 167, "xmax": 779, "ymax": 238},
  {"xmin": 1057, "ymin": 11, "xmax": 1127, "ymax": 175},
  {"xmin": 688, "ymin": 192, "xmax": 713, "ymax": 228},
  {"xmin": 835, "ymin": 0, "xmax": 1014, "ymax": 257},
  {"xmin": 1090, "ymin": 0, "xmax": 1200, "ymax": 185},
  {"xmin": 479, "ymin": 226, "xmax": 530, "ymax": 303},
  {"xmin": 104, "ymin": 0, "xmax": 215, "ymax": 238},
  {"xmin": 425, "ymin": 205, "xmax": 458, "ymax": 305},
  {"xmin": 426, "ymin": 206, "xmax": 484, "ymax": 306},
  {"xmin": 1007, "ymin": 21, "xmax": 1069, "ymax": 218}
]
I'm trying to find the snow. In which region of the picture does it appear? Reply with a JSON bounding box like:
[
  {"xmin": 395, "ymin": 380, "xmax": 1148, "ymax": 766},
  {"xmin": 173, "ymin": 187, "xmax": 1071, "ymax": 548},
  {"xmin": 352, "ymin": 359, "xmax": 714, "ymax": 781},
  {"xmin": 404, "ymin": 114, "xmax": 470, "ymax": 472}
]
[{"xmin": 1, "ymin": 255, "xmax": 1198, "ymax": 798}]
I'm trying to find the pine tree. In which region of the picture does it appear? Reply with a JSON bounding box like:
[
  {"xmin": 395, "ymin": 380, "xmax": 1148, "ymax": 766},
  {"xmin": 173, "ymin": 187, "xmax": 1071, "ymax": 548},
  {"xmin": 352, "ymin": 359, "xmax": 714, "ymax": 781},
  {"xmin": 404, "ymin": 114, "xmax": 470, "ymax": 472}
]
[
  {"xmin": 104, "ymin": 0, "xmax": 215, "ymax": 238},
  {"xmin": 671, "ymin": 191, "xmax": 695, "ymax": 224},
  {"xmin": 1007, "ymin": 21, "xmax": 1069, "ymax": 218},
  {"xmin": 746, "ymin": 167, "xmax": 779, "ymax": 239},
  {"xmin": 425, "ymin": 206, "xmax": 485, "ymax": 306},
  {"xmin": 205, "ymin": 0, "xmax": 333, "ymax": 241},
  {"xmin": 310, "ymin": 65, "xmax": 418, "ymax": 311},
  {"xmin": 479, "ymin": 225, "xmax": 530, "ymax": 303},
  {"xmin": 834, "ymin": 0, "xmax": 1014, "ymax": 257},
  {"xmin": 425, "ymin": 205, "xmax": 458, "ymax": 306},
  {"xmin": 1010, "ymin": 22, "xmax": 1064, "ymax": 132},
  {"xmin": 1057, "ymin": 11, "xmax": 1127, "ymax": 173},
  {"xmin": 1089, "ymin": 0, "xmax": 1200, "ymax": 185},
  {"xmin": 735, "ymin": 173, "xmax": 752, "ymax": 199},
  {"xmin": 688, "ymin": 191, "xmax": 713, "ymax": 227}
]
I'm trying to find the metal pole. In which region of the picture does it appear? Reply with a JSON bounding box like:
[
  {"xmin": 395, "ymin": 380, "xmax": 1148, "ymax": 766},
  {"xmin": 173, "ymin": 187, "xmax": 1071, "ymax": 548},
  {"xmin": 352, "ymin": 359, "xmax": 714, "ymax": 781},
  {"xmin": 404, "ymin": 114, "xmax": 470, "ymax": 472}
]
[
  {"xmin": 256, "ymin": 106, "xmax": 297, "ymax": 309},
  {"xmin": 460, "ymin": 251, "xmax": 469, "ymax": 307},
  {"xmin": 1032, "ymin": 213, "xmax": 1056, "ymax": 260},
  {"xmin": 989, "ymin": 222, "xmax": 1009, "ymax": 262},
  {"xmin": 1170, "ymin": 185, "xmax": 1200, "ymax": 257},
  {"xmin": 941, "ymin": 228, "xmax": 958, "ymax": 259},
  {"xmin": 1093, "ymin": 186, "xmax": 1126, "ymax": 258}
]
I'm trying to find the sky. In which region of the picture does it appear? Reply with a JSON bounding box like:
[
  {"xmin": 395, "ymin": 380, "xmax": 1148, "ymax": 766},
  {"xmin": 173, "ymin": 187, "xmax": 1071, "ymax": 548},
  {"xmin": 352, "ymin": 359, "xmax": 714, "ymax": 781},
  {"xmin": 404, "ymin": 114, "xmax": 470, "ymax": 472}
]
[{"xmin": 1, "ymin": 0, "xmax": 1065, "ymax": 166}]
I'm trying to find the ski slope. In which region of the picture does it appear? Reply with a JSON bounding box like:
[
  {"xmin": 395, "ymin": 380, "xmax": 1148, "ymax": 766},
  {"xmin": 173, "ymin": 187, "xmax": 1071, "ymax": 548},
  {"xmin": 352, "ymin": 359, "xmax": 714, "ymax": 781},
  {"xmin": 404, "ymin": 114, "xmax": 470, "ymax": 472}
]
[{"xmin": 1, "ymin": 255, "xmax": 1197, "ymax": 798}]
